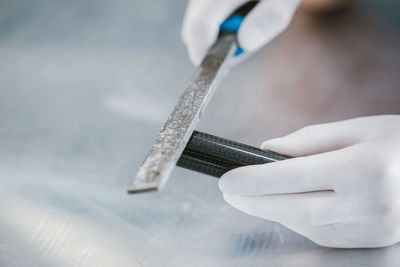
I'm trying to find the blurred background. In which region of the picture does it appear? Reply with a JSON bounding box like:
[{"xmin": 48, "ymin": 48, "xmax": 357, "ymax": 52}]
[{"xmin": 1, "ymin": 0, "xmax": 400, "ymax": 266}]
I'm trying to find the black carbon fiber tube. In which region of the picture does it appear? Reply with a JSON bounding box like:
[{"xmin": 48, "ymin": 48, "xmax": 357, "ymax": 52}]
[{"xmin": 177, "ymin": 131, "xmax": 290, "ymax": 177}]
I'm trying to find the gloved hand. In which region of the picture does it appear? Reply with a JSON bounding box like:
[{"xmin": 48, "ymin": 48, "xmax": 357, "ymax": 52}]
[
  {"xmin": 219, "ymin": 115, "xmax": 400, "ymax": 248},
  {"xmin": 181, "ymin": 0, "xmax": 301, "ymax": 65}
]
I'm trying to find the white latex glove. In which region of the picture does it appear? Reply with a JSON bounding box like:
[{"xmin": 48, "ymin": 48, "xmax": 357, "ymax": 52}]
[
  {"xmin": 219, "ymin": 115, "xmax": 400, "ymax": 248},
  {"xmin": 181, "ymin": 0, "xmax": 301, "ymax": 65}
]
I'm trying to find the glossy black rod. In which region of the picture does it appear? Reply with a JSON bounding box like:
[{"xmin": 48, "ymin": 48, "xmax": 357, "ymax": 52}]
[{"xmin": 177, "ymin": 131, "xmax": 290, "ymax": 177}]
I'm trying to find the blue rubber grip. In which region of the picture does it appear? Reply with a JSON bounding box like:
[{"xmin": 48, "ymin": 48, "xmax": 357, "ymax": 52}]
[
  {"xmin": 219, "ymin": 15, "xmax": 245, "ymax": 56},
  {"xmin": 220, "ymin": 15, "xmax": 244, "ymax": 33}
]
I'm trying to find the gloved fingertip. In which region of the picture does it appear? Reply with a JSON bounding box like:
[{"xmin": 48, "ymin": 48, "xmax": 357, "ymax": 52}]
[
  {"xmin": 218, "ymin": 174, "xmax": 232, "ymax": 193},
  {"xmin": 222, "ymin": 193, "xmax": 243, "ymax": 209},
  {"xmin": 219, "ymin": 168, "xmax": 244, "ymax": 193},
  {"xmin": 222, "ymin": 192, "xmax": 232, "ymax": 203},
  {"xmin": 192, "ymin": 57, "xmax": 202, "ymax": 67},
  {"xmin": 260, "ymin": 138, "xmax": 286, "ymax": 151},
  {"xmin": 188, "ymin": 49, "xmax": 203, "ymax": 66}
]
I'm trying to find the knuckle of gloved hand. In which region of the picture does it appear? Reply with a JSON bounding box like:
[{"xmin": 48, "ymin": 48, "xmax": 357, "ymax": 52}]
[
  {"xmin": 368, "ymin": 190, "xmax": 400, "ymax": 223},
  {"xmin": 370, "ymin": 159, "xmax": 400, "ymax": 201},
  {"xmin": 355, "ymin": 143, "xmax": 389, "ymax": 185},
  {"xmin": 374, "ymin": 191, "xmax": 400, "ymax": 219},
  {"xmin": 383, "ymin": 156, "xmax": 400, "ymax": 184}
]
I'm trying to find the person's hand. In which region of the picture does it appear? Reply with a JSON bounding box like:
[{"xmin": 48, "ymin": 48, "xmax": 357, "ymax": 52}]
[
  {"xmin": 181, "ymin": 0, "xmax": 301, "ymax": 66},
  {"xmin": 219, "ymin": 115, "xmax": 400, "ymax": 248}
]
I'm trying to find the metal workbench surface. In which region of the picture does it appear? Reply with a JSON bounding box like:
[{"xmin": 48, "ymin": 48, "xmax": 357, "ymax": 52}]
[{"xmin": 1, "ymin": 0, "xmax": 400, "ymax": 266}]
